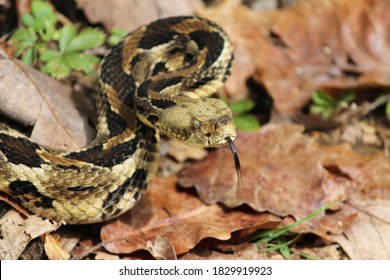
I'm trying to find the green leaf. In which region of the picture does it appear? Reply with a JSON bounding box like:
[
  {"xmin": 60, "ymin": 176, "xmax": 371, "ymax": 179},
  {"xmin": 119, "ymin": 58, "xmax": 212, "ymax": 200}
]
[
  {"xmin": 66, "ymin": 28, "xmax": 105, "ymax": 52},
  {"xmin": 10, "ymin": 28, "xmax": 29, "ymax": 41},
  {"xmin": 25, "ymin": 1, "xmax": 57, "ymax": 41},
  {"xmin": 110, "ymin": 27, "xmax": 127, "ymax": 37},
  {"xmin": 108, "ymin": 27, "xmax": 127, "ymax": 46},
  {"xmin": 252, "ymin": 201, "xmax": 337, "ymax": 244},
  {"xmin": 10, "ymin": 27, "xmax": 37, "ymax": 44},
  {"xmin": 31, "ymin": 0, "xmax": 54, "ymax": 18},
  {"xmin": 39, "ymin": 22, "xmax": 57, "ymax": 42},
  {"xmin": 31, "ymin": 1, "xmax": 57, "ymax": 29},
  {"xmin": 21, "ymin": 13, "xmax": 35, "ymax": 26},
  {"xmin": 10, "ymin": 28, "xmax": 27, "ymax": 41},
  {"xmin": 233, "ymin": 114, "xmax": 260, "ymax": 131},
  {"xmin": 63, "ymin": 52, "xmax": 100, "ymax": 72},
  {"xmin": 299, "ymin": 252, "xmax": 320, "ymax": 260},
  {"xmin": 229, "ymin": 98, "xmax": 255, "ymax": 113},
  {"xmin": 21, "ymin": 47, "xmax": 35, "ymax": 65},
  {"xmin": 10, "ymin": 27, "xmax": 38, "ymax": 61},
  {"xmin": 311, "ymin": 90, "xmax": 335, "ymax": 106},
  {"xmin": 58, "ymin": 25, "xmax": 77, "ymax": 53},
  {"xmin": 310, "ymin": 104, "xmax": 333, "ymax": 119},
  {"xmin": 279, "ymin": 243, "xmax": 291, "ymax": 259},
  {"xmin": 39, "ymin": 49, "xmax": 61, "ymax": 61},
  {"xmin": 42, "ymin": 57, "xmax": 71, "ymax": 79},
  {"xmin": 27, "ymin": 26, "xmax": 38, "ymax": 41},
  {"xmin": 14, "ymin": 40, "xmax": 33, "ymax": 57}
]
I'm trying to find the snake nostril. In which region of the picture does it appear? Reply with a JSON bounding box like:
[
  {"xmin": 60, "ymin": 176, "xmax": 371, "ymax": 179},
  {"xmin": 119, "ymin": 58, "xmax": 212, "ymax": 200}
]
[{"xmin": 205, "ymin": 132, "xmax": 211, "ymax": 137}]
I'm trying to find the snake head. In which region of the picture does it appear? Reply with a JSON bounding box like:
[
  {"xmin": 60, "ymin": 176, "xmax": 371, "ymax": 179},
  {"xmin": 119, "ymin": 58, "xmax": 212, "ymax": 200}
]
[{"xmin": 157, "ymin": 98, "xmax": 236, "ymax": 148}]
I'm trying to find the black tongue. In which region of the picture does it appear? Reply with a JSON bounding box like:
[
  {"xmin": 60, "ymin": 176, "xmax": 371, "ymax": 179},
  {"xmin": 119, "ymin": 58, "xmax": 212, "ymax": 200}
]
[{"xmin": 225, "ymin": 136, "xmax": 243, "ymax": 187}]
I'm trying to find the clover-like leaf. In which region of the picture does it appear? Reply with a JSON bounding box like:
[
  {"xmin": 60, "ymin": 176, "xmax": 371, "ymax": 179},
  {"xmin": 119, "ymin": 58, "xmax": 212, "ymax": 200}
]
[
  {"xmin": 58, "ymin": 25, "xmax": 77, "ymax": 53},
  {"xmin": 66, "ymin": 28, "xmax": 105, "ymax": 52},
  {"xmin": 63, "ymin": 52, "xmax": 100, "ymax": 73},
  {"xmin": 21, "ymin": 47, "xmax": 35, "ymax": 66},
  {"xmin": 11, "ymin": 29, "xmax": 36, "ymax": 56},
  {"xmin": 41, "ymin": 57, "xmax": 72, "ymax": 79},
  {"xmin": 31, "ymin": 0, "xmax": 55, "ymax": 19},
  {"xmin": 39, "ymin": 49, "xmax": 61, "ymax": 61}
]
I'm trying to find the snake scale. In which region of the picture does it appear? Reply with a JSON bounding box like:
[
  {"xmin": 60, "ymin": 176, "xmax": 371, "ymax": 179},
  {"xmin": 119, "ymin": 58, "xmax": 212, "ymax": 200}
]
[{"xmin": 0, "ymin": 16, "xmax": 237, "ymax": 224}]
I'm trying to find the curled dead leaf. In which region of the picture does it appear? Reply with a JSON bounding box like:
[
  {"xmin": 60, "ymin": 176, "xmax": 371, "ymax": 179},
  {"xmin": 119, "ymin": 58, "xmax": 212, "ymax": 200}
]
[{"xmin": 43, "ymin": 233, "xmax": 71, "ymax": 260}]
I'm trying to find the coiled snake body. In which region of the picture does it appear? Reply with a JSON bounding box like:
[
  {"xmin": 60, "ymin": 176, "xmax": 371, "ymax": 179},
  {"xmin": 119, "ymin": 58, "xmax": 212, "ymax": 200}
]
[{"xmin": 0, "ymin": 16, "xmax": 235, "ymax": 224}]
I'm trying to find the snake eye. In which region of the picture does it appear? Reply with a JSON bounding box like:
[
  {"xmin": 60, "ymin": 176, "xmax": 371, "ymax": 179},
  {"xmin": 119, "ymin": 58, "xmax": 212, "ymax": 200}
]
[{"xmin": 193, "ymin": 119, "xmax": 201, "ymax": 129}]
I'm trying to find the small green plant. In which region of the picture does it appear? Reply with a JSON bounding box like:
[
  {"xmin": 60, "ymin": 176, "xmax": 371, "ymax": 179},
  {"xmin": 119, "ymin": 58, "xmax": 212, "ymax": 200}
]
[
  {"xmin": 10, "ymin": 0, "xmax": 104, "ymax": 78},
  {"xmin": 107, "ymin": 27, "xmax": 127, "ymax": 46},
  {"xmin": 252, "ymin": 201, "xmax": 336, "ymax": 259},
  {"xmin": 310, "ymin": 90, "xmax": 355, "ymax": 119},
  {"xmin": 229, "ymin": 98, "xmax": 260, "ymax": 131}
]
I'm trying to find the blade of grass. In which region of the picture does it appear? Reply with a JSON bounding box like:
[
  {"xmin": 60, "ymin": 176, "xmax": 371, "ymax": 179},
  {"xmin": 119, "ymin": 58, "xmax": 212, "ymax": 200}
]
[{"xmin": 252, "ymin": 200, "xmax": 338, "ymax": 243}]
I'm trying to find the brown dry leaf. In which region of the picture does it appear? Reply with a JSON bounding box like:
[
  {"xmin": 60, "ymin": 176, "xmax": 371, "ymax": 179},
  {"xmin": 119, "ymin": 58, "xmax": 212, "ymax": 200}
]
[
  {"xmin": 146, "ymin": 235, "xmax": 177, "ymax": 260},
  {"xmin": 43, "ymin": 233, "xmax": 71, "ymax": 260},
  {"xmin": 54, "ymin": 227, "xmax": 85, "ymax": 255},
  {"xmin": 0, "ymin": 48, "xmax": 94, "ymax": 150},
  {"xmin": 321, "ymin": 144, "xmax": 390, "ymax": 199},
  {"xmin": 101, "ymin": 176, "xmax": 280, "ymax": 255},
  {"xmin": 332, "ymin": 200, "xmax": 390, "ymax": 259},
  {"xmin": 76, "ymin": 0, "xmax": 203, "ymax": 31},
  {"xmin": 201, "ymin": 0, "xmax": 390, "ymax": 112},
  {"xmin": 179, "ymin": 123, "xmax": 348, "ymax": 223},
  {"xmin": 0, "ymin": 210, "xmax": 60, "ymax": 259},
  {"xmin": 318, "ymin": 143, "xmax": 390, "ymax": 259}
]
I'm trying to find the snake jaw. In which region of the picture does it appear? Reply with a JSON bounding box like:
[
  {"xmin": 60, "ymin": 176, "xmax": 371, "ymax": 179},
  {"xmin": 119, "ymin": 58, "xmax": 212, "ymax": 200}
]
[{"xmin": 204, "ymin": 133, "xmax": 236, "ymax": 148}]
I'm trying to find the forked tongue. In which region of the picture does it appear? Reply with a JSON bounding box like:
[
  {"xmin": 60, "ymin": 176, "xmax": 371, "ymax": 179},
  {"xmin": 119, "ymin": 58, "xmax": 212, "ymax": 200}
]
[{"xmin": 225, "ymin": 136, "xmax": 244, "ymax": 192}]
